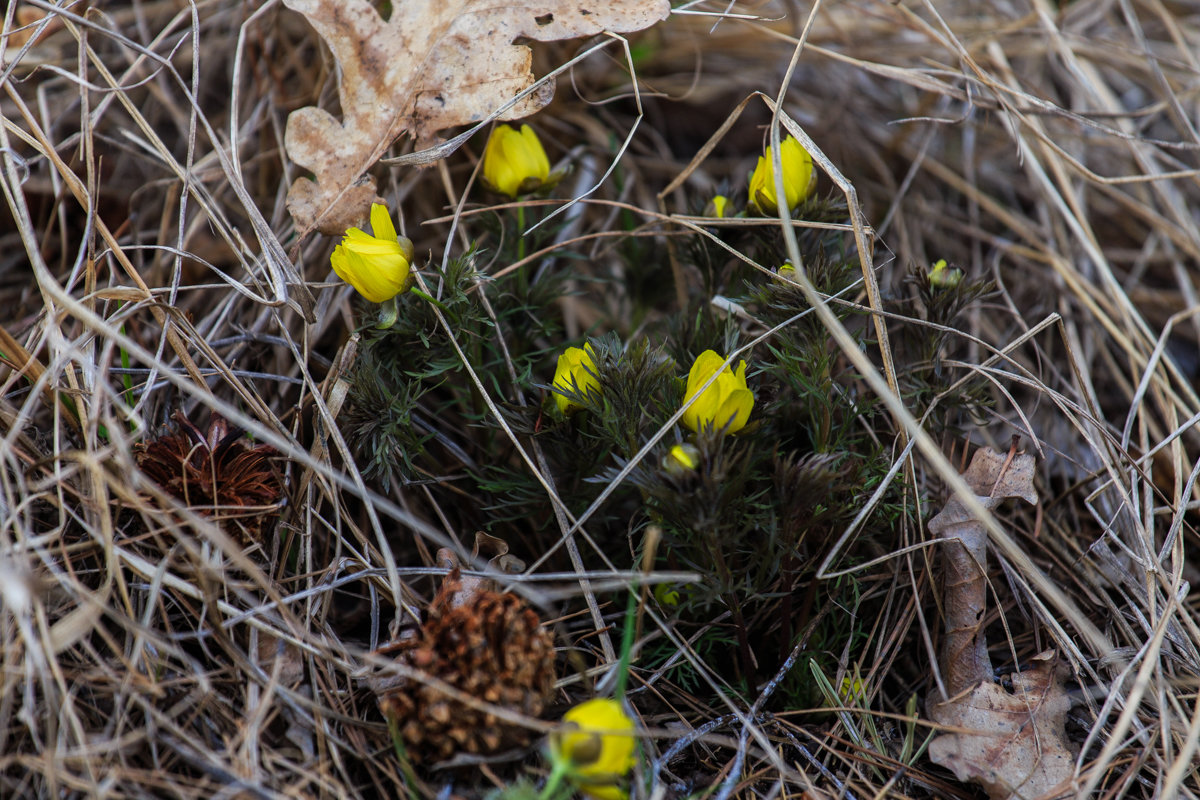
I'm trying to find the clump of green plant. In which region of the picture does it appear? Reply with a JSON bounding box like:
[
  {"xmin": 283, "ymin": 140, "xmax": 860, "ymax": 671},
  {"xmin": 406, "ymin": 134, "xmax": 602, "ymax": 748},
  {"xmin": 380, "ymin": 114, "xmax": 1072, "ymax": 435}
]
[{"xmin": 334, "ymin": 133, "xmax": 980, "ymax": 712}]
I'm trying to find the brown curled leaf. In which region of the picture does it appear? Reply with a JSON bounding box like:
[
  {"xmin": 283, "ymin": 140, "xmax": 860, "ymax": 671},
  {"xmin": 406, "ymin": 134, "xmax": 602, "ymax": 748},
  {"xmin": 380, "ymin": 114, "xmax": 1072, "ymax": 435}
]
[
  {"xmin": 927, "ymin": 447, "xmax": 1077, "ymax": 799},
  {"xmin": 929, "ymin": 446, "xmax": 1037, "ymax": 694}
]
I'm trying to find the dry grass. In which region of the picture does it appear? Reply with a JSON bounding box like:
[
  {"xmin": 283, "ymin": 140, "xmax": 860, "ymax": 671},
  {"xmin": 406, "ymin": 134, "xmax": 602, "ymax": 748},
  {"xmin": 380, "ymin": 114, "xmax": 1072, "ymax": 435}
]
[{"xmin": 2, "ymin": 0, "xmax": 1199, "ymax": 798}]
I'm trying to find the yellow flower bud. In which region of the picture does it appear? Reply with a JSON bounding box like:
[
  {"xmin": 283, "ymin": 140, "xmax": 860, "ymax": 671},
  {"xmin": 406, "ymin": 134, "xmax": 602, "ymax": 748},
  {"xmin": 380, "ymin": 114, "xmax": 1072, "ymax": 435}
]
[
  {"xmin": 665, "ymin": 443, "xmax": 700, "ymax": 472},
  {"xmin": 748, "ymin": 135, "xmax": 815, "ymax": 215},
  {"xmin": 705, "ymin": 195, "xmax": 729, "ymax": 218},
  {"xmin": 929, "ymin": 258, "xmax": 963, "ymax": 289},
  {"xmin": 552, "ymin": 343, "xmax": 601, "ymax": 414},
  {"xmin": 329, "ymin": 203, "xmax": 415, "ymax": 303},
  {"xmin": 653, "ymin": 582, "xmax": 681, "ymax": 607},
  {"xmin": 550, "ymin": 698, "xmax": 637, "ymax": 800},
  {"xmin": 482, "ymin": 123, "xmax": 551, "ymax": 198},
  {"xmin": 839, "ymin": 674, "xmax": 865, "ymax": 703},
  {"xmin": 681, "ymin": 350, "xmax": 754, "ymax": 434}
]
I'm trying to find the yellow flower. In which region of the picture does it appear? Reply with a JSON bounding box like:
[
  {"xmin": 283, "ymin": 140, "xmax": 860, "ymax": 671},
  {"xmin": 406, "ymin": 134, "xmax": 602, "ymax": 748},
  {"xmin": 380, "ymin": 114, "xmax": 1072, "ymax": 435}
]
[
  {"xmin": 329, "ymin": 203, "xmax": 414, "ymax": 303},
  {"xmin": 705, "ymin": 195, "xmax": 729, "ymax": 218},
  {"xmin": 550, "ymin": 698, "xmax": 637, "ymax": 800},
  {"xmin": 748, "ymin": 135, "xmax": 815, "ymax": 215},
  {"xmin": 482, "ymin": 123, "xmax": 551, "ymax": 198},
  {"xmin": 681, "ymin": 350, "xmax": 753, "ymax": 434},
  {"xmin": 929, "ymin": 258, "xmax": 963, "ymax": 289},
  {"xmin": 553, "ymin": 343, "xmax": 601, "ymax": 414}
]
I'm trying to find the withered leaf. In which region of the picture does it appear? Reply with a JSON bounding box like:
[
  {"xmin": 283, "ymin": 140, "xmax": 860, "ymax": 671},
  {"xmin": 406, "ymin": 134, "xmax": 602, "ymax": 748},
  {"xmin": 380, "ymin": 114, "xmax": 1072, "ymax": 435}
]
[
  {"xmin": 433, "ymin": 532, "xmax": 526, "ymax": 610},
  {"xmin": 929, "ymin": 652, "xmax": 1076, "ymax": 800},
  {"xmin": 928, "ymin": 447, "xmax": 1077, "ymax": 798},
  {"xmin": 283, "ymin": 0, "xmax": 670, "ymax": 235},
  {"xmin": 929, "ymin": 447, "xmax": 1037, "ymax": 694}
]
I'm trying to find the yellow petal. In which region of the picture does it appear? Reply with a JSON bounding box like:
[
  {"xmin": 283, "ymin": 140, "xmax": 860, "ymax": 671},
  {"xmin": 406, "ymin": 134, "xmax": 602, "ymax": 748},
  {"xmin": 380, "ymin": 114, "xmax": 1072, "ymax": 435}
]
[
  {"xmin": 839, "ymin": 675, "xmax": 865, "ymax": 702},
  {"xmin": 929, "ymin": 258, "xmax": 963, "ymax": 288},
  {"xmin": 747, "ymin": 155, "xmax": 774, "ymax": 214},
  {"xmin": 653, "ymin": 582, "xmax": 682, "ymax": 606},
  {"xmin": 715, "ymin": 387, "xmax": 754, "ymax": 433},
  {"xmin": 341, "ymin": 234, "xmax": 403, "ymax": 256},
  {"xmin": 778, "ymin": 136, "xmax": 815, "ymax": 210},
  {"xmin": 668, "ymin": 443, "xmax": 699, "ymax": 471},
  {"xmin": 579, "ymin": 785, "xmax": 627, "ymax": 800},
  {"xmin": 369, "ymin": 202, "xmax": 398, "ymax": 243},
  {"xmin": 682, "ymin": 350, "xmax": 728, "ymax": 432},
  {"xmin": 684, "ymin": 350, "xmax": 725, "ymax": 400},
  {"xmin": 517, "ymin": 124, "xmax": 551, "ymax": 181},
  {"xmin": 483, "ymin": 125, "xmax": 516, "ymax": 197}
]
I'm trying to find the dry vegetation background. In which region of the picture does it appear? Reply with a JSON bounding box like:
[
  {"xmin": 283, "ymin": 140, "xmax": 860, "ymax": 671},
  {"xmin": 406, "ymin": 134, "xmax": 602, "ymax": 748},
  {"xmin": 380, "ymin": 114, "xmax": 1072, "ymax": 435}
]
[{"xmin": 1, "ymin": 0, "xmax": 1199, "ymax": 798}]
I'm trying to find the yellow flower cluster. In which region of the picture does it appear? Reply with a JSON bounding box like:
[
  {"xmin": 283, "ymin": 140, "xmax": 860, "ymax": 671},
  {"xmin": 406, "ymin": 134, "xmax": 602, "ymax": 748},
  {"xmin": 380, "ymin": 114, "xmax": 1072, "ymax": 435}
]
[
  {"xmin": 748, "ymin": 135, "xmax": 815, "ymax": 215},
  {"xmin": 548, "ymin": 346, "xmax": 753, "ymax": 436},
  {"xmin": 329, "ymin": 203, "xmax": 414, "ymax": 303}
]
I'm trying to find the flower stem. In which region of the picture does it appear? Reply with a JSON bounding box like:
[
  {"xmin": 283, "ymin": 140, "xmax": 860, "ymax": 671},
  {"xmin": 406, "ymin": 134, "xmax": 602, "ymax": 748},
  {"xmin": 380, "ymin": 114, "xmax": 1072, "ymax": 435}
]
[
  {"xmin": 516, "ymin": 204, "xmax": 529, "ymax": 296},
  {"xmin": 538, "ymin": 758, "xmax": 571, "ymax": 800},
  {"xmin": 614, "ymin": 583, "xmax": 638, "ymax": 700},
  {"xmin": 517, "ymin": 204, "xmax": 527, "ymax": 263},
  {"xmin": 386, "ymin": 717, "xmax": 421, "ymax": 800}
]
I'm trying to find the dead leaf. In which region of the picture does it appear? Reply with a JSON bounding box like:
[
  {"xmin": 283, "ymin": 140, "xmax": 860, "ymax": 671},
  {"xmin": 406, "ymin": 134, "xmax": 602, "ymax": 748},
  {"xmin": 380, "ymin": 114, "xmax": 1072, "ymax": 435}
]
[
  {"xmin": 927, "ymin": 447, "xmax": 1077, "ymax": 799},
  {"xmin": 282, "ymin": 0, "xmax": 670, "ymax": 235},
  {"xmin": 928, "ymin": 446, "xmax": 1037, "ymax": 695},
  {"xmin": 433, "ymin": 532, "xmax": 526, "ymax": 610},
  {"xmin": 929, "ymin": 652, "xmax": 1076, "ymax": 800}
]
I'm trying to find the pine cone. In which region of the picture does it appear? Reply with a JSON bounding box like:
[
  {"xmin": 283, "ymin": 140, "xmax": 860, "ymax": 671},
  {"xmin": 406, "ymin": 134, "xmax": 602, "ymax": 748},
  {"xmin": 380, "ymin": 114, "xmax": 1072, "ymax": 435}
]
[
  {"xmin": 377, "ymin": 558, "xmax": 556, "ymax": 763},
  {"xmin": 134, "ymin": 411, "xmax": 283, "ymax": 544}
]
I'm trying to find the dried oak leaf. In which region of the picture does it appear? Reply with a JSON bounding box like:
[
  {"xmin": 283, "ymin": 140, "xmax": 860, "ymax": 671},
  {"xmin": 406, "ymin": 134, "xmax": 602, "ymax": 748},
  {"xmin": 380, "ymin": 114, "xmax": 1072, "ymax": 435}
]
[
  {"xmin": 927, "ymin": 447, "xmax": 1077, "ymax": 799},
  {"xmin": 283, "ymin": 0, "xmax": 670, "ymax": 235},
  {"xmin": 929, "ymin": 652, "xmax": 1076, "ymax": 800}
]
